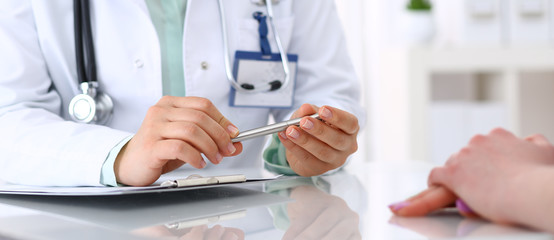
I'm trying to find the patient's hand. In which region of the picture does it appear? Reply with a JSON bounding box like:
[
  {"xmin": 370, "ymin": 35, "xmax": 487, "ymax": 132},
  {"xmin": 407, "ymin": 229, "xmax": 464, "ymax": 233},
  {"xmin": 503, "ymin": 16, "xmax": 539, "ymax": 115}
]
[{"xmin": 389, "ymin": 128, "xmax": 554, "ymax": 233}]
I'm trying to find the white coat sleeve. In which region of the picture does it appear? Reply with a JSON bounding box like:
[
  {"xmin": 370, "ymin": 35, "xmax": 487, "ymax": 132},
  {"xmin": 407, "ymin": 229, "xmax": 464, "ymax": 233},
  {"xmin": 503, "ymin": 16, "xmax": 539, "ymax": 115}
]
[
  {"xmin": 0, "ymin": 1, "xmax": 131, "ymax": 186},
  {"xmin": 271, "ymin": 0, "xmax": 365, "ymax": 128}
]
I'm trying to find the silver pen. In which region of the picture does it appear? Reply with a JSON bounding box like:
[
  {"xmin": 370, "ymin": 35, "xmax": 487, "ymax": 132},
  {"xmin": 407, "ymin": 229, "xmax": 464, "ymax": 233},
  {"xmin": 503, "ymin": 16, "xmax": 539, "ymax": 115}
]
[{"xmin": 232, "ymin": 113, "xmax": 321, "ymax": 142}]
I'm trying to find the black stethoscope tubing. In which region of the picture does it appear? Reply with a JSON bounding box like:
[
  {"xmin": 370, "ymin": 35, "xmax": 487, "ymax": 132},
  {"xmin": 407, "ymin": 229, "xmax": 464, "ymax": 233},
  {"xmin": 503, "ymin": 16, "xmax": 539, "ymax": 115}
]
[
  {"xmin": 69, "ymin": 0, "xmax": 113, "ymax": 125},
  {"xmin": 74, "ymin": 0, "xmax": 96, "ymax": 86},
  {"xmin": 69, "ymin": 0, "xmax": 288, "ymax": 125}
]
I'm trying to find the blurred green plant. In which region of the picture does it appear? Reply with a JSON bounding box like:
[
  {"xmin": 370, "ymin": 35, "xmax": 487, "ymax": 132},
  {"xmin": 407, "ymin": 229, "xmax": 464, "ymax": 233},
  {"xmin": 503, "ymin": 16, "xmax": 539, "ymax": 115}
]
[{"xmin": 407, "ymin": 0, "xmax": 432, "ymax": 11}]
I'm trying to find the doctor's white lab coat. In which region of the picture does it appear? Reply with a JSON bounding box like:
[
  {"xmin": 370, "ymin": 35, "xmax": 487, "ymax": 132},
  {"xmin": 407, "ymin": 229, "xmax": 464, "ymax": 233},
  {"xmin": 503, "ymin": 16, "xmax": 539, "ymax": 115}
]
[{"xmin": 0, "ymin": 0, "xmax": 363, "ymax": 186}]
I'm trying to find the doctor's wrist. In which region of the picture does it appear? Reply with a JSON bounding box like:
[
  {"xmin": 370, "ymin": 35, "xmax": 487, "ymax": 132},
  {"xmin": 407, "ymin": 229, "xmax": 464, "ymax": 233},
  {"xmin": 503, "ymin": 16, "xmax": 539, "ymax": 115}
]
[
  {"xmin": 100, "ymin": 135, "xmax": 133, "ymax": 187},
  {"xmin": 113, "ymin": 142, "xmax": 128, "ymax": 185}
]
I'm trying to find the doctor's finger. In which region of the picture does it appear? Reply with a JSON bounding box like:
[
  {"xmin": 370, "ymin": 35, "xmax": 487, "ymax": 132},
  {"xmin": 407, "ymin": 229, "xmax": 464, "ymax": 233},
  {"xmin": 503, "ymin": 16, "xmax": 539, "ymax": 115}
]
[
  {"xmin": 285, "ymin": 126, "xmax": 343, "ymax": 166},
  {"xmin": 290, "ymin": 103, "xmax": 318, "ymax": 119},
  {"xmin": 278, "ymin": 132, "xmax": 335, "ymax": 176},
  {"xmin": 319, "ymin": 220, "xmax": 361, "ymax": 240},
  {"xmin": 317, "ymin": 106, "xmax": 359, "ymax": 135},
  {"xmin": 292, "ymin": 209, "xmax": 344, "ymax": 240},
  {"xmin": 153, "ymin": 139, "xmax": 206, "ymax": 169},
  {"xmin": 160, "ymin": 96, "xmax": 239, "ymax": 137},
  {"xmin": 300, "ymin": 117, "xmax": 356, "ymax": 152},
  {"xmin": 160, "ymin": 160, "xmax": 186, "ymax": 174},
  {"xmin": 163, "ymin": 108, "xmax": 238, "ymax": 156},
  {"xmin": 159, "ymin": 122, "xmax": 222, "ymax": 164}
]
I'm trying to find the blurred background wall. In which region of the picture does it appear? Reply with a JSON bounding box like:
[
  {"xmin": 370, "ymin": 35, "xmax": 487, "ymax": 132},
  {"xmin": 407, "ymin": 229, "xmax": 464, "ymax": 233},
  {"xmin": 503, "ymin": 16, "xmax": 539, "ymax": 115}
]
[{"xmin": 334, "ymin": 0, "xmax": 554, "ymax": 164}]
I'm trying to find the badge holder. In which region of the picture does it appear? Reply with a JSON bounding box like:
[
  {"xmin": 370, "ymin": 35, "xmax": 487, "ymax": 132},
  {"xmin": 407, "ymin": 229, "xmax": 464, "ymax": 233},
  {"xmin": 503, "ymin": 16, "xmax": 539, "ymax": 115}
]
[{"xmin": 229, "ymin": 11, "xmax": 298, "ymax": 108}]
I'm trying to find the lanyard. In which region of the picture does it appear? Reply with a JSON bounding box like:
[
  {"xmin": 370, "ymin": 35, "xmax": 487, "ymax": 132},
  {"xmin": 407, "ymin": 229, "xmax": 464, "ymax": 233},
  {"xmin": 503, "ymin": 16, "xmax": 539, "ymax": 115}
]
[
  {"xmin": 217, "ymin": 0, "xmax": 291, "ymax": 93},
  {"xmin": 253, "ymin": 12, "xmax": 271, "ymax": 56}
]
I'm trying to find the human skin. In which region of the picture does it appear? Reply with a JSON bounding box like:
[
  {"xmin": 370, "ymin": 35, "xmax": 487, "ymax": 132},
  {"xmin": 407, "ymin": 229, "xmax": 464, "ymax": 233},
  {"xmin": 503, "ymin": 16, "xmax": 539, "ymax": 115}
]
[
  {"xmin": 285, "ymin": 185, "xmax": 361, "ymax": 240},
  {"xmin": 114, "ymin": 99, "xmax": 360, "ymax": 186},
  {"xmin": 389, "ymin": 128, "xmax": 554, "ymax": 233},
  {"xmin": 279, "ymin": 103, "xmax": 360, "ymax": 176},
  {"xmin": 132, "ymin": 224, "xmax": 244, "ymax": 240},
  {"xmin": 115, "ymin": 96, "xmax": 243, "ymax": 186}
]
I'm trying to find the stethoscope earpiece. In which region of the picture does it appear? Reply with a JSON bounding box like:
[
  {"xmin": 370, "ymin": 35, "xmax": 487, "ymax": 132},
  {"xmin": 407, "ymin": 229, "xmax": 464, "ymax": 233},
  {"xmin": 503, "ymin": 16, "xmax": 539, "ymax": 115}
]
[
  {"xmin": 70, "ymin": 0, "xmax": 287, "ymax": 125},
  {"xmin": 218, "ymin": 0, "xmax": 290, "ymax": 94},
  {"xmin": 239, "ymin": 80, "xmax": 282, "ymax": 92},
  {"xmin": 240, "ymin": 83, "xmax": 255, "ymax": 90},
  {"xmin": 268, "ymin": 80, "xmax": 282, "ymax": 91}
]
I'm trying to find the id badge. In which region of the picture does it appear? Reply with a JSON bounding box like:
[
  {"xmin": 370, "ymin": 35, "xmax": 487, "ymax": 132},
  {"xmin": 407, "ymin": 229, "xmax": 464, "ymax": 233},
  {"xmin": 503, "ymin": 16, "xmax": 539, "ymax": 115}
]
[{"xmin": 230, "ymin": 51, "xmax": 298, "ymax": 108}]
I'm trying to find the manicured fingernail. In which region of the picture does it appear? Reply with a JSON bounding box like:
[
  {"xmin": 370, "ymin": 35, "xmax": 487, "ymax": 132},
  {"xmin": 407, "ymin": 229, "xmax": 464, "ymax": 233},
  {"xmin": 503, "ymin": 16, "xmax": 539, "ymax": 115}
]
[
  {"xmin": 215, "ymin": 153, "xmax": 222, "ymax": 164},
  {"xmin": 321, "ymin": 107, "xmax": 332, "ymax": 119},
  {"xmin": 287, "ymin": 128, "xmax": 300, "ymax": 139},
  {"xmin": 389, "ymin": 201, "xmax": 411, "ymax": 211},
  {"xmin": 227, "ymin": 125, "xmax": 239, "ymax": 136},
  {"xmin": 301, "ymin": 119, "xmax": 314, "ymax": 130},
  {"xmin": 456, "ymin": 199, "xmax": 474, "ymax": 214},
  {"xmin": 227, "ymin": 142, "xmax": 236, "ymax": 154},
  {"xmin": 200, "ymin": 160, "xmax": 207, "ymax": 168},
  {"xmin": 279, "ymin": 131, "xmax": 287, "ymax": 140}
]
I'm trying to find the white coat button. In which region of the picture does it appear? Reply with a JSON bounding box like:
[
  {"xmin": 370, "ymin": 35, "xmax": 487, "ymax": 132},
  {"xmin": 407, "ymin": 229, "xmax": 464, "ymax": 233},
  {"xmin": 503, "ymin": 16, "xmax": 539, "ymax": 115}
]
[
  {"xmin": 201, "ymin": 61, "xmax": 209, "ymax": 70},
  {"xmin": 134, "ymin": 59, "xmax": 144, "ymax": 68}
]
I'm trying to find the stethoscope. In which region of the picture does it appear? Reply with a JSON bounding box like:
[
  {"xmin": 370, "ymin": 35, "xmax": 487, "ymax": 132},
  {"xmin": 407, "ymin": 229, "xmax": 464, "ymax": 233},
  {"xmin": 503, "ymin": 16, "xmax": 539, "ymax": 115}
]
[
  {"xmin": 218, "ymin": 0, "xmax": 291, "ymax": 93},
  {"xmin": 68, "ymin": 0, "xmax": 113, "ymax": 124},
  {"xmin": 69, "ymin": 0, "xmax": 289, "ymax": 124}
]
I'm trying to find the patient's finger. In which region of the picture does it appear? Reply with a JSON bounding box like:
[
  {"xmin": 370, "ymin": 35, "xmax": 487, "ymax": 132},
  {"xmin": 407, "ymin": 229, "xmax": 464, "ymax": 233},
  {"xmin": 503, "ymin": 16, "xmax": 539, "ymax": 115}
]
[
  {"xmin": 389, "ymin": 186, "xmax": 457, "ymax": 216},
  {"xmin": 525, "ymin": 134, "xmax": 552, "ymax": 147}
]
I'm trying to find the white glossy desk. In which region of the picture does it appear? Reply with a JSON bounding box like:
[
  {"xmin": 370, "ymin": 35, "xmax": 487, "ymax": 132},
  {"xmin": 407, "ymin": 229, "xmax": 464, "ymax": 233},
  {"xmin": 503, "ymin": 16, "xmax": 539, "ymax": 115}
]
[{"xmin": 0, "ymin": 161, "xmax": 551, "ymax": 240}]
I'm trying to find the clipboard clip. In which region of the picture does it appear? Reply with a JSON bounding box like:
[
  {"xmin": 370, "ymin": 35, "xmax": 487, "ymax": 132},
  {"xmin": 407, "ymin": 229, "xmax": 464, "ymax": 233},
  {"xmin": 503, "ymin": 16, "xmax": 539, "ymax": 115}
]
[{"xmin": 161, "ymin": 174, "xmax": 247, "ymax": 188}]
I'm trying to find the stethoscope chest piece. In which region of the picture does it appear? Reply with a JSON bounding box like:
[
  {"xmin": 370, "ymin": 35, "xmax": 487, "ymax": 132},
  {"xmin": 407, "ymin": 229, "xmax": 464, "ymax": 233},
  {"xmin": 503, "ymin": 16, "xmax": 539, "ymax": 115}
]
[{"xmin": 69, "ymin": 82, "xmax": 113, "ymax": 125}]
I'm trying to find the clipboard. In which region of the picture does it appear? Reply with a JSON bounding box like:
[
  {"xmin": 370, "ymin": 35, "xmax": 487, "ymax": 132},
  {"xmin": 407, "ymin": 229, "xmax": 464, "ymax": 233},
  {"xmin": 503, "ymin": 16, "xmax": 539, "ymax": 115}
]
[
  {"xmin": 161, "ymin": 174, "xmax": 249, "ymax": 188},
  {"xmin": 0, "ymin": 174, "xmax": 283, "ymax": 196}
]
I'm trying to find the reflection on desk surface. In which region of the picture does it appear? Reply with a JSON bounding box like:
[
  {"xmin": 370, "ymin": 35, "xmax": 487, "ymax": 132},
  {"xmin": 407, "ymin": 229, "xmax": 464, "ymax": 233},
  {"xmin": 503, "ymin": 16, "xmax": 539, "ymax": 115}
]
[
  {"xmin": 389, "ymin": 211, "xmax": 553, "ymax": 240},
  {"xmin": 362, "ymin": 161, "xmax": 554, "ymax": 240},
  {"xmin": 0, "ymin": 184, "xmax": 288, "ymax": 230},
  {"xmin": 2, "ymin": 161, "xmax": 554, "ymax": 240},
  {"xmin": 0, "ymin": 171, "xmax": 367, "ymax": 240}
]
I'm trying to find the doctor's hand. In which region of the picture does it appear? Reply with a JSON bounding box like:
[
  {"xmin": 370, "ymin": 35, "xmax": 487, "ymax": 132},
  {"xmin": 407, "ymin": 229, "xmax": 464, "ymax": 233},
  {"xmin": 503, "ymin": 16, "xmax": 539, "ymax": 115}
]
[
  {"xmin": 278, "ymin": 104, "xmax": 359, "ymax": 176},
  {"xmin": 114, "ymin": 96, "xmax": 242, "ymax": 186},
  {"xmin": 132, "ymin": 224, "xmax": 244, "ymax": 240},
  {"xmin": 285, "ymin": 185, "xmax": 361, "ymax": 240}
]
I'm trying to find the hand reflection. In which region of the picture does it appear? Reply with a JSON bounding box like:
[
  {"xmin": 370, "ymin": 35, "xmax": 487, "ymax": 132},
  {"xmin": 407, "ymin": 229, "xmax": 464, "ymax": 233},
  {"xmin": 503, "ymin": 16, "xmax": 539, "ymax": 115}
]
[
  {"xmin": 389, "ymin": 212, "xmax": 534, "ymax": 238},
  {"xmin": 180, "ymin": 225, "xmax": 244, "ymax": 240},
  {"xmin": 132, "ymin": 224, "xmax": 244, "ymax": 240},
  {"xmin": 284, "ymin": 185, "xmax": 361, "ymax": 240}
]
